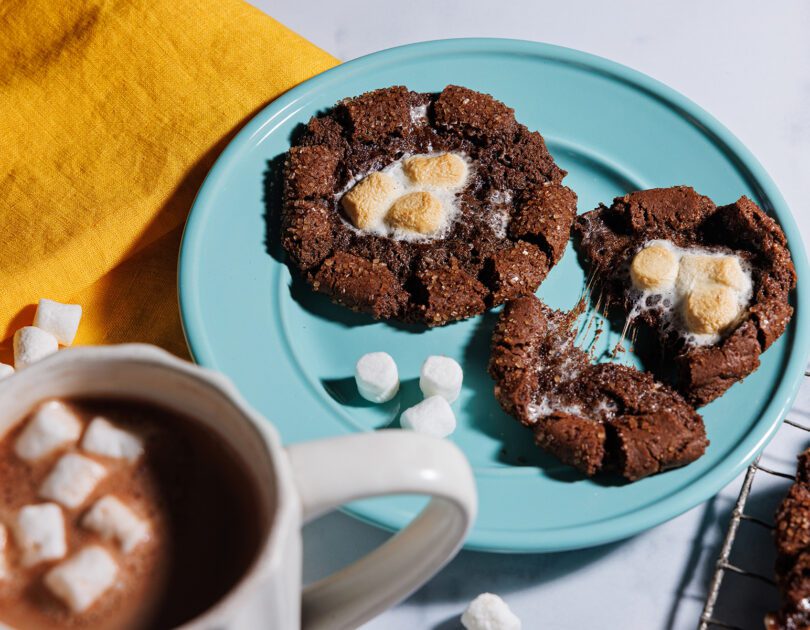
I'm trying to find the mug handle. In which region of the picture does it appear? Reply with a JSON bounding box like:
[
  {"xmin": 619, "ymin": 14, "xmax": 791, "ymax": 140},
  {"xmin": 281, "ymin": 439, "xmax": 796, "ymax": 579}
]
[{"xmin": 285, "ymin": 430, "xmax": 477, "ymax": 630}]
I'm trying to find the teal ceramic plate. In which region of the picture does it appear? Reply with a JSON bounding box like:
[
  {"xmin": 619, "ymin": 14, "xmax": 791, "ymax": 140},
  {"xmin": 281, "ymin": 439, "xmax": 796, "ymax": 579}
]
[{"xmin": 179, "ymin": 39, "xmax": 810, "ymax": 552}]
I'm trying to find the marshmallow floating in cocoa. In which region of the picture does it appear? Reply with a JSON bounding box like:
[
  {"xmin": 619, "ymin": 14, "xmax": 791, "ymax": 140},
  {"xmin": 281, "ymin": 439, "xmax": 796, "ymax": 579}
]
[
  {"xmin": 14, "ymin": 503, "xmax": 67, "ymax": 567},
  {"xmin": 14, "ymin": 400, "xmax": 82, "ymax": 462},
  {"xmin": 83, "ymin": 495, "xmax": 150, "ymax": 553},
  {"xmin": 45, "ymin": 545, "xmax": 118, "ymax": 613},
  {"xmin": 82, "ymin": 417, "xmax": 144, "ymax": 462},
  {"xmin": 39, "ymin": 453, "xmax": 107, "ymax": 509}
]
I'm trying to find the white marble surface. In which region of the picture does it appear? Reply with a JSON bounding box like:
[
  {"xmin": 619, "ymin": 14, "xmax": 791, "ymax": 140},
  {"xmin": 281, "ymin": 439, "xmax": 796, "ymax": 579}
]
[{"xmin": 247, "ymin": 1, "xmax": 810, "ymax": 627}]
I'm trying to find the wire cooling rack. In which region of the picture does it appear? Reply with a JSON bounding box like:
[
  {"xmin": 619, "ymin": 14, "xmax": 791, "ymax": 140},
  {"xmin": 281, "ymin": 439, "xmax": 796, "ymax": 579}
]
[{"xmin": 698, "ymin": 371, "xmax": 810, "ymax": 630}]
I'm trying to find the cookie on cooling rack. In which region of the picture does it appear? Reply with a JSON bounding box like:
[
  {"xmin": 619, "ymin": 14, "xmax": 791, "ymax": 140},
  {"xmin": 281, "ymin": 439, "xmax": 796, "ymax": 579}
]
[
  {"xmin": 281, "ymin": 85, "xmax": 577, "ymax": 326},
  {"xmin": 575, "ymin": 186, "xmax": 796, "ymax": 406},
  {"xmin": 769, "ymin": 448, "xmax": 810, "ymax": 629},
  {"xmin": 488, "ymin": 294, "xmax": 707, "ymax": 481}
]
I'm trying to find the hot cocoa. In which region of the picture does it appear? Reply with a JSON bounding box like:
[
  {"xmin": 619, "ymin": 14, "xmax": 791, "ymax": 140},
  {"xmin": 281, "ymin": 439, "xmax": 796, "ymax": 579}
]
[{"xmin": 0, "ymin": 398, "xmax": 263, "ymax": 629}]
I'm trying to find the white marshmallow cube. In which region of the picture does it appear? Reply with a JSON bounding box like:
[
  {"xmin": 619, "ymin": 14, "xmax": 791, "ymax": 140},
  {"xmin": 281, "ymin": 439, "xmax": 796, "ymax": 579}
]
[
  {"xmin": 81, "ymin": 417, "xmax": 144, "ymax": 462},
  {"xmin": 34, "ymin": 299, "xmax": 82, "ymax": 346},
  {"xmin": 400, "ymin": 395, "xmax": 457, "ymax": 438},
  {"xmin": 461, "ymin": 593, "xmax": 522, "ymax": 630},
  {"xmin": 419, "ymin": 355, "xmax": 464, "ymax": 403},
  {"xmin": 14, "ymin": 326, "xmax": 59, "ymax": 369},
  {"xmin": 0, "ymin": 523, "xmax": 8, "ymax": 579},
  {"xmin": 40, "ymin": 453, "xmax": 107, "ymax": 509},
  {"xmin": 355, "ymin": 352, "xmax": 399, "ymax": 403},
  {"xmin": 83, "ymin": 495, "xmax": 150, "ymax": 553},
  {"xmin": 45, "ymin": 546, "xmax": 118, "ymax": 613},
  {"xmin": 15, "ymin": 400, "xmax": 83, "ymax": 462},
  {"xmin": 14, "ymin": 503, "xmax": 67, "ymax": 566},
  {"xmin": 0, "ymin": 363, "xmax": 14, "ymax": 380}
]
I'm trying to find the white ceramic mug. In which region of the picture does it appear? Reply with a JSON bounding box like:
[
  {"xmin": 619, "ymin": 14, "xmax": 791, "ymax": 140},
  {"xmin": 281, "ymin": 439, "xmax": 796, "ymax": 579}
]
[{"xmin": 0, "ymin": 344, "xmax": 477, "ymax": 630}]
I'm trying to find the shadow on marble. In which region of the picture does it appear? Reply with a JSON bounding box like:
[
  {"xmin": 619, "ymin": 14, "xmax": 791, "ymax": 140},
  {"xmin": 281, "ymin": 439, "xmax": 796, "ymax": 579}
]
[
  {"xmin": 665, "ymin": 474, "xmax": 796, "ymax": 630},
  {"xmin": 303, "ymin": 510, "xmax": 625, "ymax": 608}
]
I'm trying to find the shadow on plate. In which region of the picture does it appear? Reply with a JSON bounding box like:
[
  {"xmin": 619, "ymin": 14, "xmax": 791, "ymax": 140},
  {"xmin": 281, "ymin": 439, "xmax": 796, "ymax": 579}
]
[{"xmin": 320, "ymin": 377, "xmax": 424, "ymax": 430}]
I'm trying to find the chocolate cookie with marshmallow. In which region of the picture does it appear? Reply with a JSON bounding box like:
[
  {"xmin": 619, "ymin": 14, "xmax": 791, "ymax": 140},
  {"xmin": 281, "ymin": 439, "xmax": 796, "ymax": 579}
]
[
  {"xmin": 575, "ymin": 186, "xmax": 796, "ymax": 406},
  {"xmin": 281, "ymin": 85, "xmax": 578, "ymax": 326}
]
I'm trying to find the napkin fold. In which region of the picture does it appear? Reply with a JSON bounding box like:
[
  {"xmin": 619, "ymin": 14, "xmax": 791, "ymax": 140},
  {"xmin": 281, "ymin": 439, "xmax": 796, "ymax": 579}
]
[{"xmin": 0, "ymin": 0, "xmax": 337, "ymax": 361}]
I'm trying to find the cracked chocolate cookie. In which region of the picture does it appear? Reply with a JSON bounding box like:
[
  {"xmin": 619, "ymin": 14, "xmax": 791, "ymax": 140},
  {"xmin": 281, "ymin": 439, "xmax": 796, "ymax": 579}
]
[
  {"xmin": 488, "ymin": 295, "xmax": 707, "ymax": 481},
  {"xmin": 281, "ymin": 85, "xmax": 577, "ymax": 326},
  {"xmin": 768, "ymin": 448, "xmax": 810, "ymax": 630},
  {"xmin": 575, "ymin": 186, "xmax": 796, "ymax": 406}
]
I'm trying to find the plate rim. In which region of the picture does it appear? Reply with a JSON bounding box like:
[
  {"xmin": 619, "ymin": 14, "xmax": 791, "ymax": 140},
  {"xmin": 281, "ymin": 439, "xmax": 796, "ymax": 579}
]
[{"xmin": 178, "ymin": 37, "xmax": 810, "ymax": 552}]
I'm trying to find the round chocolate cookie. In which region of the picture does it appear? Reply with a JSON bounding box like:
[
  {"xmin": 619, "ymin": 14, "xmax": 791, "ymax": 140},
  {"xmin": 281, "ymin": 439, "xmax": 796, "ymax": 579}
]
[
  {"xmin": 768, "ymin": 447, "xmax": 810, "ymax": 630},
  {"xmin": 488, "ymin": 295, "xmax": 707, "ymax": 481},
  {"xmin": 575, "ymin": 186, "xmax": 796, "ymax": 406},
  {"xmin": 281, "ymin": 85, "xmax": 577, "ymax": 326}
]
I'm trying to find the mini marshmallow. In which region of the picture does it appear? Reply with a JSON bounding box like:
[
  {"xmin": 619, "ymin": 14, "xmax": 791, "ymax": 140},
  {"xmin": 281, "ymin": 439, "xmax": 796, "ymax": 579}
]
[
  {"xmin": 461, "ymin": 593, "xmax": 522, "ymax": 630},
  {"xmin": 0, "ymin": 363, "xmax": 14, "ymax": 380},
  {"xmin": 14, "ymin": 503, "xmax": 67, "ymax": 566},
  {"xmin": 34, "ymin": 299, "xmax": 82, "ymax": 346},
  {"xmin": 676, "ymin": 254, "xmax": 748, "ymax": 293},
  {"xmin": 403, "ymin": 153, "xmax": 468, "ymax": 189},
  {"xmin": 15, "ymin": 400, "xmax": 83, "ymax": 462},
  {"xmin": 81, "ymin": 417, "xmax": 144, "ymax": 462},
  {"xmin": 630, "ymin": 244, "xmax": 678, "ymax": 291},
  {"xmin": 40, "ymin": 453, "xmax": 107, "ymax": 509},
  {"xmin": 386, "ymin": 191, "xmax": 443, "ymax": 234},
  {"xmin": 341, "ymin": 171, "xmax": 398, "ymax": 230},
  {"xmin": 355, "ymin": 352, "xmax": 399, "ymax": 403},
  {"xmin": 684, "ymin": 284, "xmax": 740, "ymax": 334},
  {"xmin": 45, "ymin": 546, "xmax": 118, "ymax": 613},
  {"xmin": 83, "ymin": 495, "xmax": 150, "ymax": 553},
  {"xmin": 0, "ymin": 523, "xmax": 8, "ymax": 579},
  {"xmin": 419, "ymin": 355, "xmax": 463, "ymax": 403},
  {"xmin": 14, "ymin": 326, "xmax": 58, "ymax": 369},
  {"xmin": 400, "ymin": 395, "xmax": 456, "ymax": 438}
]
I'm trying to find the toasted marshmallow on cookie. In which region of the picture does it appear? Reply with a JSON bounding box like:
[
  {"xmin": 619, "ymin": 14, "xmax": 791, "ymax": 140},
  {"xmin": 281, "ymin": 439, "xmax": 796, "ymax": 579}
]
[
  {"xmin": 340, "ymin": 151, "xmax": 469, "ymax": 239},
  {"xmin": 630, "ymin": 244, "xmax": 678, "ymax": 291},
  {"xmin": 403, "ymin": 153, "xmax": 468, "ymax": 188},
  {"xmin": 386, "ymin": 191, "xmax": 443, "ymax": 234},
  {"xmin": 341, "ymin": 171, "xmax": 398, "ymax": 230},
  {"xmin": 627, "ymin": 240, "xmax": 753, "ymax": 344}
]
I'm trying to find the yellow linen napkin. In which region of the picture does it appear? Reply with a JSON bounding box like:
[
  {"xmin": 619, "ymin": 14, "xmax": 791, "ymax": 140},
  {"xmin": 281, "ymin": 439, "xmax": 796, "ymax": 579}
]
[{"xmin": 0, "ymin": 0, "xmax": 338, "ymax": 362}]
